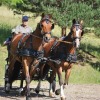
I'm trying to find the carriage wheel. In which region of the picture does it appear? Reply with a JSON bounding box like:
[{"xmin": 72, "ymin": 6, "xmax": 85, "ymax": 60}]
[{"xmin": 4, "ymin": 64, "xmax": 10, "ymax": 93}]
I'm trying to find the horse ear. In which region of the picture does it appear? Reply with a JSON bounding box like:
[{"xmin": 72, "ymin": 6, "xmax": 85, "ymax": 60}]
[
  {"xmin": 81, "ymin": 30, "xmax": 84, "ymax": 36},
  {"xmin": 51, "ymin": 23, "xmax": 54, "ymax": 29},
  {"xmin": 72, "ymin": 19, "xmax": 76, "ymax": 24},
  {"xmin": 48, "ymin": 14, "xmax": 52, "ymax": 19},
  {"xmin": 41, "ymin": 13, "xmax": 45, "ymax": 18},
  {"xmin": 80, "ymin": 20, "xmax": 84, "ymax": 25}
]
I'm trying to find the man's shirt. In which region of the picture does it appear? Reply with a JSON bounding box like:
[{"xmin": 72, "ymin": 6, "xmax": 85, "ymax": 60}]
[{"xmin": 15, "ymin": 24, "xmax": 33, "ymax": 34}]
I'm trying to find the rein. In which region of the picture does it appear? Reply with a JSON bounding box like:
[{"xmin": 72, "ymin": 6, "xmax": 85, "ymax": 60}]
[
  {"xmin": 57, "ymin": 40, "xmax": 72, "ymax": 44},
  {"xmin": 31, "ymin": 35, "xmax": 73, "ymax": 44},
  {"xmin": 31, "ymin": 34, "xmax": 43, "ymax": 40}
]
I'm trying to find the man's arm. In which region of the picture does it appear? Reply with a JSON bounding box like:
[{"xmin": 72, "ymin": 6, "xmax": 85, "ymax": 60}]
[{"xmin": 14, "ymin": 25, "xmax": 20, "ymax": 34}]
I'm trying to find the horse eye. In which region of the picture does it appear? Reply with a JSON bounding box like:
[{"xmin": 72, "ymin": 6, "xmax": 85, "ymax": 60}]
[
  {"xmin": 41, "ymin": 24, "xmax": 43, "ymax": 27},
  {"xmin": 46, "ymin": 20, "xmax": 49, "ymax": 24},
  {"xmin": 73, "ymin": 26, "xmax": 75, "ymax": 28}
]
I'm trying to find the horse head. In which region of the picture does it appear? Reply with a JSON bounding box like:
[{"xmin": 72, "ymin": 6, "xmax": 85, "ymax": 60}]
[
  {"xmin": 71, "ymin": 19, "xmax": 84, "ymax": 48},
  {"xmin": 38, "ymin": 13, "xmax": 54, "ymax": 42}
]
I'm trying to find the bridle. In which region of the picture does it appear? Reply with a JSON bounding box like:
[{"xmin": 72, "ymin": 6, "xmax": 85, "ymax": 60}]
[
  {"xmin": 39, "ymin": 18, "xmax": 54, "ymax": 35},
  {"xmin": 71, "ymin": 24, "xmax": 82, "ymax": 41},
  {"xmin": 39, "ymin": 18, "xmax": 54, "ymax": 43}
]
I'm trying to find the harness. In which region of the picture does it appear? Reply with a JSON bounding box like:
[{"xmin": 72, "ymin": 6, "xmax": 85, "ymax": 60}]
[
  {"xmin": 49, "ymin": 35, "xmax": 77, "ymax": 64},
  {"xmin": 49, "ymin": 51, "xmax": 77, "ymax": 64},
  {"xmin": 17, "ymin": 34, "xmax": 44, "ymax": 58}
]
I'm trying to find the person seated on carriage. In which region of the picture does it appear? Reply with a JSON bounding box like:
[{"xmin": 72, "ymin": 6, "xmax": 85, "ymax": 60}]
[
  {"xmin": 3, "ymin": 16, "xmax": 33, "ymax": 62},
  {"xmin": 3, "ymin": 15, "xmax": 33, "ymax": 46}
]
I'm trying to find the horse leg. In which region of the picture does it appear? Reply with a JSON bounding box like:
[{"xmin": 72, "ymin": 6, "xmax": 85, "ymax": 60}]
[
  {"xmin": 56, "ymin": 66, "xmax": 65, "ymax": 100},
  {"xmin": 20, "ymin": 68, "xmax": 34, "ymax": 96},
  {"xmin": 35, "ymin": 63, "xmax": 45, "ymax": 94},
  {"xmin": 35, "ymin": 79, "xmax": 41, "ymax": 94},
  {"xmin": 6, "ymin": 59, "xmax": 15, "ymax": 93},
  {"xmin": 63, "ymin": 65, "xmax": 72, "ymax": 89},
  {"xmin": 21, "ymin": 60, "xmax": 40, "ymax": 95},
  {"xmin": 49, "ymin": 70, "xmax": 56, "ymax": 97},
  {"xmin": 19, "ymin": 71, "xmax": 24, "ymax": 94},
  {"xmin": 20, "ymin": 78, "xmax": 24, "ymax": 88},
  {"xmin": 45, "ymin": 62, "xmax": 57, "ymax": 97},
  {"xmin": 20, "ymin": 68, "xmax": 24, "ymax": 88},
  {"xmin": 22, "ymin": 58, "xmax": 31, "ymax": 100}
]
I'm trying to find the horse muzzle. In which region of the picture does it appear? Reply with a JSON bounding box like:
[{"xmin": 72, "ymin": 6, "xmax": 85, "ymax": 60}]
[{"xmin": 43, "ymin": 36, "xmax": 51, "ymax": 43}]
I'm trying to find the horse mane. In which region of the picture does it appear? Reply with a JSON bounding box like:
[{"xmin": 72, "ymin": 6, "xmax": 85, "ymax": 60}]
[
  {"xmin": 32, "ymin": 23, "xmax": 42, "ymax": 36},
  {"xmin": 41, "ymin": 13, "xmax": 52, "ymax": 21},
  {"xmin": 62, "ymin": 32, "xmax": 72, "ymax": 42}
]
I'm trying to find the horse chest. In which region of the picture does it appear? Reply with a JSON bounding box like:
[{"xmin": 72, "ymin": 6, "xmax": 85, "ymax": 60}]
[{"xmin": 61, "ymin": 61, "xmax": 72, "ymax": 70}]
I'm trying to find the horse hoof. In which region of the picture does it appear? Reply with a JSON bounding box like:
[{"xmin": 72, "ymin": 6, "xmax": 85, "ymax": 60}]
[
  {"xmin": 5, "ymin": 90, "xmax": 10, "ymax": 94},
  {"xmin": 55, "ymin": 89, "xmax": 60, "ymax": 95},
  {"xmin": 61, "ymin": 97, "xmax": 66, "ymax": 100},
  {"xmin": 63, "ymin": 84, "xmax": 67, "ymax": 89},
  {"xmin": 49, "ymin": 92, "xmax": 54, "ymax": 97},
  {"xmin": 5, "ymin": 83, "xmax": 10, "ymax": 94},
  {"xmin": 35, "ymin": 89, "xmax": 40, "ymax": 94},
  {"xmin": 26, "ymin": 96, "xmax": 32, "ymax": 100},
  {"xmin": 20, "ymin": 90, "xmax": 26, "ymax": 96},
  {"xmin": 18, "ymin": 88, "xmax": 23, "ymax": 94}
]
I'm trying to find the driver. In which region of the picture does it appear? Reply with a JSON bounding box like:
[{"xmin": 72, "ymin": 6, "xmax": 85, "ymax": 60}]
[
  {"xmin": 3, "ymin": 15, "xmax": 33, "ymax": 45},
  {"xmin": 14, "ymin": 15, "xmax": 33, "ymax": 34}
]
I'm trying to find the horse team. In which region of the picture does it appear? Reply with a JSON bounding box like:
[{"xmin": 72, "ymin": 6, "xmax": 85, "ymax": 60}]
[{"xmin": 4, "ymin": 13, "xmax": 84, "ymax": 100}]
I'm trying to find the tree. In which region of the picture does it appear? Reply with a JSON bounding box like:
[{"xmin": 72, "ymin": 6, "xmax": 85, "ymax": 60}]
[{"xmin": 1, "ymin": 0, "xmax": 100, "ymax": 36}]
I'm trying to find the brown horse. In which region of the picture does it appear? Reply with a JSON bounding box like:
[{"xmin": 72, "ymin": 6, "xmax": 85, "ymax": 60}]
[
  {"xmin": 42, "ymin": 19, "xmax": 84, "ymax": 100},
  {"xmin": 6, "ymin": 13, "xmax": 54, "ymax": 100}
]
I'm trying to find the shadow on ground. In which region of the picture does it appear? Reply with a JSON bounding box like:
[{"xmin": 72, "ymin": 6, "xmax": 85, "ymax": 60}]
[{"xmin": 0, "ymin": 87, "xmax": 57, "ymax": 100}]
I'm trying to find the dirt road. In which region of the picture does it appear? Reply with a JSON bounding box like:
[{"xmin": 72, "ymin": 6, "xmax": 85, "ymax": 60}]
[{"xmin": 0, "ymin": 82, "xmax": 100, "ymax": 100}]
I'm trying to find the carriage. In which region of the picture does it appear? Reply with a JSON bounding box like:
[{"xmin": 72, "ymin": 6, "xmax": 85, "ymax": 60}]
[{"xmin": 4, "ymin": 57, "xmax": 56, "ymax": 93}]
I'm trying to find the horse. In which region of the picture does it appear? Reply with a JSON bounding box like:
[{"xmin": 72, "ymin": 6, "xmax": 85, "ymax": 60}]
[
  {"xmin": 6, "ymin": 13, "xmax": 54, "ymax": 100},
  {"xmin": 41, "ymin": 19, "xmax": 84, "ymax": 100}
]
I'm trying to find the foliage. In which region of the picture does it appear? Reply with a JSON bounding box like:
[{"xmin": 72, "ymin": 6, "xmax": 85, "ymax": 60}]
[
  {"xmin": 0, "ymin": 0, "xmax": 100, "ymax": 36},
  {"xmin": 0, "ymin": 0, "xmax": 23, "ymax": 8}
]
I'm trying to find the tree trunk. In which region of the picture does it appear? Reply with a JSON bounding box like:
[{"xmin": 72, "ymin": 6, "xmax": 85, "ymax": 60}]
[{"xmin": 61, "ymin": 27, "xmax": 67, "ymax": 37}]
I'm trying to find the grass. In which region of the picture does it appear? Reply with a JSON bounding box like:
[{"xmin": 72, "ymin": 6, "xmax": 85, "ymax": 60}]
[
  {"xmin": 80, "ymin": 33, "xmax": 100, "ymax": 59},
  {"xmin": 0, "ymin": 46, "xmax": 7, "ymax": 85},
  {"xmin": 69, "ymin": 64, "xmax": 100, "ymax": 84},
  {"xmin": 0, "ymin": 6, "xmax": 100, "ymax": 85}
]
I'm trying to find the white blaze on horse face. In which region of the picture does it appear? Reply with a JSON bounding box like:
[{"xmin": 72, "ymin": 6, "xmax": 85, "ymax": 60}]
[{"xmin": 75, "ymin": 29, "xmax": 80, "ymax": 48}]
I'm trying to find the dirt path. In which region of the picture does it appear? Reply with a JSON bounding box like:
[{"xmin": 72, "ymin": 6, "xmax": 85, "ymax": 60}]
[{"xmin": 0, "ymin": 82, "xmax": 100, "ymax": 100}]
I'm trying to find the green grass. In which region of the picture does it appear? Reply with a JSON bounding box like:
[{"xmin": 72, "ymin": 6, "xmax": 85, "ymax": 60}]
[
  {"xmin": 80, "ymin": 33, "xmax": 100, "ymax": 59},
  {"xmin": 69, "ymin": 64, "xmax": 100, "ymax": 84},
  {"xmin": 0, "ymin": 6, "xmax": 100, "ymax": 85},
  {"xmin": 0, "ymin": 47, "xmax": 7, "ymax": 85}
]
